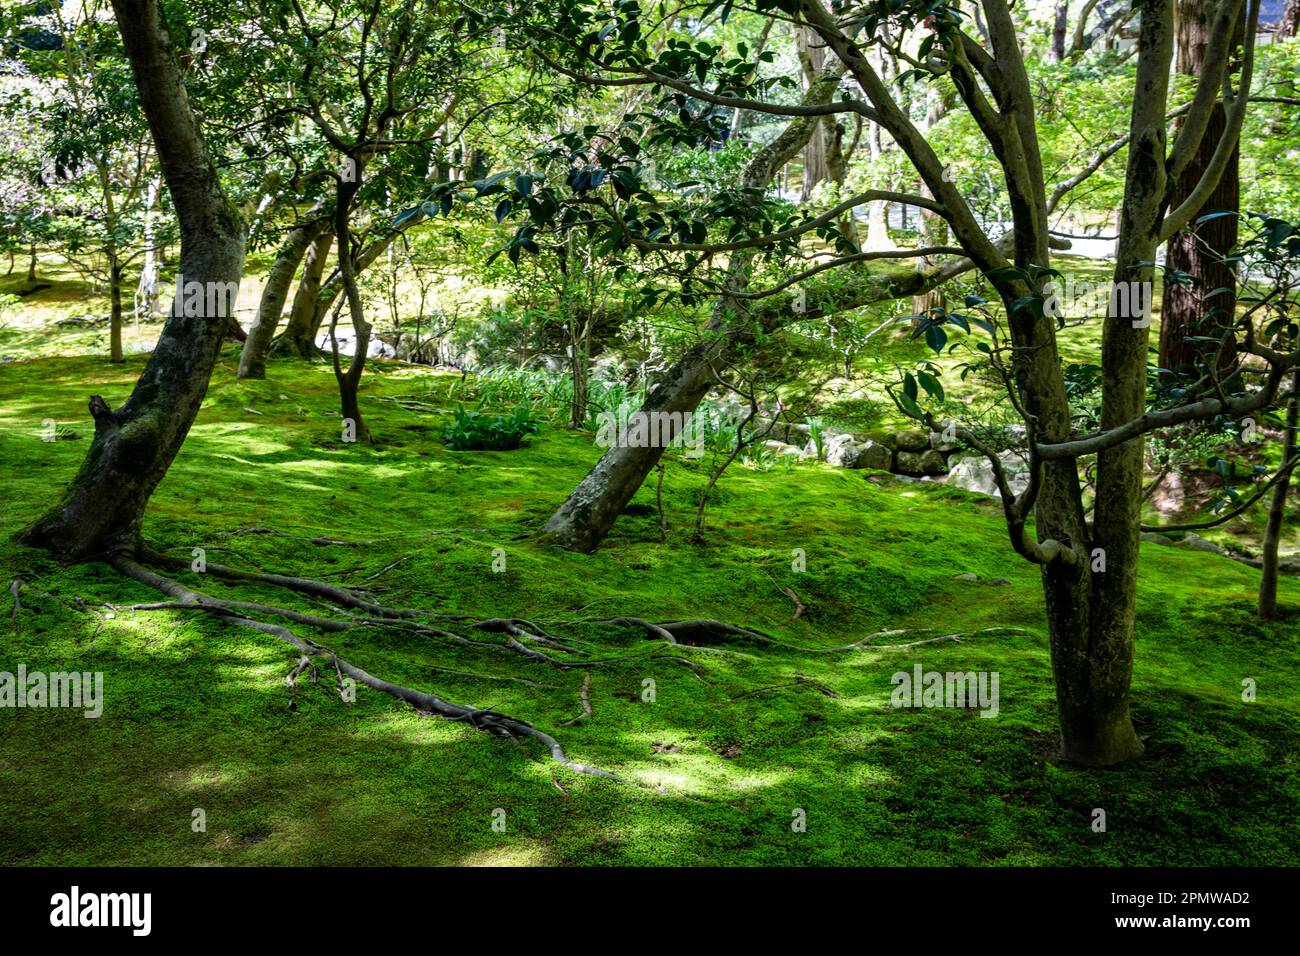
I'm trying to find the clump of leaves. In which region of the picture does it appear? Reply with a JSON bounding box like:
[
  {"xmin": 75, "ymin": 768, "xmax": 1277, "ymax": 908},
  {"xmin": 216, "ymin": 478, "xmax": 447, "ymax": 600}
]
[
  {"xmin": 443, "ymin": 405, "xmax": 541, "ymax": 451},
  {"xmin": 806, "ymin": 416, "xmax": 826, "ymax": 460}
]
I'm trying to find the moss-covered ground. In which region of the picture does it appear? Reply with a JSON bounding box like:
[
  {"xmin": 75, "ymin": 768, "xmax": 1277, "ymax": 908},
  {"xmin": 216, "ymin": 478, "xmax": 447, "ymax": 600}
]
[{"xmin": 1, "ymin": 338, "xmax": 1297, "ymax": 866}]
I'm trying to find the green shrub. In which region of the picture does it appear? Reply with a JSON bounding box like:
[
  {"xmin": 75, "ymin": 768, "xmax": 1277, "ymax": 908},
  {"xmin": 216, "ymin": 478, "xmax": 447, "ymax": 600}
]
[{"xmin": 443, "ymin": 405, "xmax": 541, "ymax": 450}]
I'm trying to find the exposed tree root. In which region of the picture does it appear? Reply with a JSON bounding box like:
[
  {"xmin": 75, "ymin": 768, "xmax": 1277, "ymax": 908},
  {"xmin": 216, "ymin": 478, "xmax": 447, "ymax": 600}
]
[
  {"xmin": 730, "ymin": 677, "xmax": 841, "ymax": 700},
  {"xmin": 560, "ymin": 674, "xmax": 592, "ymax": 726},
  {"xmin": 863, "ymin": 627, "xmax": 1032, "ymax": 650},
  {"xmin": 12, "ymin": 576, "xmax": 108, "ymax": 644},
  {"xmin": 428, "ymin": 666, "xmax": 561, "ymax": 690},
  {"xmin": 44, "ymin": 542, "xmax": 1034, "ymax": 789},
  {"xmin": 597, "ymin": 617, "xmax": 777, "ymax": 646},
  {"xmin": 107, "ymin": 555, "xmax": 627, "ymax": 783}
]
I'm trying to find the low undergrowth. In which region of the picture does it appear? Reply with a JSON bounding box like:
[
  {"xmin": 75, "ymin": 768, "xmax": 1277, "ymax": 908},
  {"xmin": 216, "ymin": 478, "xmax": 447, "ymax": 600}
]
[{"xmin": 0, "ymin": 348, "xmax": 1297, "ymax": 865}]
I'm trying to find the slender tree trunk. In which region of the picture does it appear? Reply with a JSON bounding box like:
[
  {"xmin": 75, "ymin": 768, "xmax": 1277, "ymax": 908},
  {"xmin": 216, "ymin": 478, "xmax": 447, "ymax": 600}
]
[
  {"xmin": 239, "ymin": 219, "xmax": 325, "ymax": 378},
  {"xmin": 331, "ymin": 170, "xmax": 373, "ymax": 445},
  {"xmin": 864, "ymin": 50, "xmax": 894, "ymax": 251},
  {"xmin": 1259, "ymin": 368, "xmax": 1299, "ymax": 619},
  {"xmin": 1282, "ymin": 0, "xmax": 1299, "ymax": 37},
  {"xmin": 796, "ymin": 28, "xmax": 829, "ymax": 202},
  {"xmin": 569, "ymin": 315, "xmax": 591, "ymax": 429},
  {"xmin": 1072, "ymin": 0, "xmax": 1183, "ymax": 766},
  {"xmin": 27, "ymin": 244, "xmax": 37, "ymax": 283},
  {"xmin": 138, "ymin": 175, "xmax": 161, "ymax": 319},
  {"xmin": 280, "ymin": 223, "xmax": 415, "ymax": 358},
  {"xmin": 108, "ymin": 255, "xmax": 124, "ymax": 363},
  {"xmin": 1050, "ymin": 1, "xmax": 1070, "ymax": 62},
  {"xmin": 277, "ymin": 230, "xmax": 334, "ymax": 358},
  {"xmin": 1159, "ymin": 0, "xmax": 1240, "ymax": 375},
  {"xmin": 913, "ymin": 90, "xmax": 950, "ymax": 315},
  {"xmin": 20, "ymin": 0, "xmax": 245, "ymax": 562}
]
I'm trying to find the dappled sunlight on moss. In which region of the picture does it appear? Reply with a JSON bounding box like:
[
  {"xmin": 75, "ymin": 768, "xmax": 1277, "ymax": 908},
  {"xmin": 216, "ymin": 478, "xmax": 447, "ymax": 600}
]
[{"xmin": 2, "ymin": 346, "xmax": 1298, "ymax": 864}]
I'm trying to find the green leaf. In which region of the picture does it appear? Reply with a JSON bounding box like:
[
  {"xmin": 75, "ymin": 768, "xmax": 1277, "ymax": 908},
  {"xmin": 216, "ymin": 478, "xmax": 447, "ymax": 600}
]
[
  {"xmin": 916, "ymin": 370, "xmax": 945, "ymax": 402},
  {"xmin": 903, "ymin": 372, "xmax": 918, "ymax": 402},
  {"xmin": 924, "ymin": 324, "xmax": 948, "ymax": 353}
]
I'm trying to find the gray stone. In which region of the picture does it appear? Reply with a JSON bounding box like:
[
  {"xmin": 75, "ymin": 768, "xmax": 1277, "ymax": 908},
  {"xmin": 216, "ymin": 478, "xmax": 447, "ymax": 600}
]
[
  {"xmin": 857, "ymin": 440, "xmax": 894, "ymax": 471},
  {"xmin": 824, "ymin": 436, "xmax": 859, "ymax": 467},
  {"xmin": 988, "ymin": 578, "xmax": 1012, "ymax": 587},
  {"xmin": 954, "ymin": 573, "xmax": 980, "ymax": 582},
  {"xmin": 1140, "ymin": 532, "xmax": 1174, "ymax": 545},
  {"xmin": 929, "ymin": 428, "xmax": 962, "ymax": 452},
  {"xmin": 1173, "ymin": 532, "xmax": 1226, "ymax": 555},
  {"xmin": 826, "ymin": 438, "xmax": 895, "ymax": 470},
  {"xmin": 895, "ymin": 448, "xmax": 948, "ymax": 476},
  {"xmin": 763, "ymin": 440, "xmax": 803, "ymax": 457},
  {"xmin": 894, "ymin": 428, "xmax": 931, "ymax": 452},
  {"xmin": 945, "ymin": 451, "xmax": 1029, "ymax": 498}
]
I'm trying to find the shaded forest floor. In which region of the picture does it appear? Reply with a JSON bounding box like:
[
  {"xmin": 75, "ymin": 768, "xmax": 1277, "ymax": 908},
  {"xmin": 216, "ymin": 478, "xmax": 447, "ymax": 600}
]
[{"xmin": 1, "ymin": 349, "xmax": 1298, "ymax": 865}]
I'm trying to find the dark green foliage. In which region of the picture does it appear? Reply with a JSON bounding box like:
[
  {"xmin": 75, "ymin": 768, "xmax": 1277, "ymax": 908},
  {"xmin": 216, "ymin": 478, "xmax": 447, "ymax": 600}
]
[{"xmin": 443, "ymin": 405, "xmax": 541, "ymax": 450}]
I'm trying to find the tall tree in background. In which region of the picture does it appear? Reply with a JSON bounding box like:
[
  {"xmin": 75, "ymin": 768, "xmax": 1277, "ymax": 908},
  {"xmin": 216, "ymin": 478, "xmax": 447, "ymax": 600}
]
[
  {"xmin": 1159, "ymin": 0, "xmax": 1242, "ymax": 375},
  {"xmin": 1282, "ymin": 0, "xmax": 1300, "ymax": 36}
]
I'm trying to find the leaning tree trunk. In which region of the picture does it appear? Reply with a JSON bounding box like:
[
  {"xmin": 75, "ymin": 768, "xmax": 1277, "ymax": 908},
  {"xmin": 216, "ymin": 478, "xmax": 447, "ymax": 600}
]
[
  {"xmin": 277, "ymin": 219, "xmax": 417, "ymax": 359},
  {"xmin": 277, "ymin": 229, "xmax": 334, "ymax": 358},
  {"xmin": 539, "ymin": 59, "xmax": 939, "ymax": 553},
  {"xmin": 1258, "ymin": 368, "xmax": 1299, "ymax": 619},
  {"xmin": 538, "ymin": 65, "xmax": 852, "ymax": 553},
  {"xmin": 239, "ymin": 218, "xmax": 326, "ymax": 378},
  {"xmin": 1159, "ymin": 0, "xmax": 1240, "ymax": 376},
  {"xmin": 540, "ymin": 328, "xmax": 728, "ymax": 552},
  {"xmin": 19, "ymin": 0, "xmax": 245, "ymax": 563}
]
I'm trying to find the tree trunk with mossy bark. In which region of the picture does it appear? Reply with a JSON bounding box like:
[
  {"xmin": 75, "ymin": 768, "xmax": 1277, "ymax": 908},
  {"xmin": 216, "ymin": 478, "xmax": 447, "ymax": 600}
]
[
  {"xmin": 276, "ymin": 222, "xmax": 414, "ymax": 360},
  {"xmin": 240, "ymin": 218, "xmax": 327, "ymax": 378},
  {"xmin": 1159, "ymin": 0, "xmax": 1240, "ymax": 376},
  {"xmin": 19, "ymin": 0, "xmax": 245, "ymax": 563},
  {"xmin": 538, "ymin": 62, "xmax": 951, "ymax": 553},
  {"xmin": 330, "ymin": 168, "xmax": 374, "ymax": 445},
  {"xmin": 797, "ymin": 0, "xmax": 1218, "ymax": 765}
]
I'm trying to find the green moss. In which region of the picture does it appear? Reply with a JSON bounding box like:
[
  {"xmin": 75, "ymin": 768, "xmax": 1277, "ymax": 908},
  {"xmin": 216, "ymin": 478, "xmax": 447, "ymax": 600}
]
[{"xmin": 0, "ymin": 347, "xmax": 1297, "ymax": 865}]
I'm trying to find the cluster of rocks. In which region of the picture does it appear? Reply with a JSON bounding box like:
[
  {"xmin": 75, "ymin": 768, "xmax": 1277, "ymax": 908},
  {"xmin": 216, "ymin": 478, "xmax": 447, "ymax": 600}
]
[
  {"xmin": 1141, "ymin": 530, "xmax": 1300, "ymax": 575},
  {"xmin": 759, "ymin": 417, "xmax": 1031, "ymax": 498}
]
